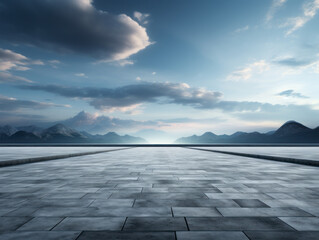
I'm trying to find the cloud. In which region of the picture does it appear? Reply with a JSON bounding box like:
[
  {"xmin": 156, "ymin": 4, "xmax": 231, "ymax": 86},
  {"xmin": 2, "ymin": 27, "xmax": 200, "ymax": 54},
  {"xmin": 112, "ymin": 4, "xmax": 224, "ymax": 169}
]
[
  {"xmin": 277, "ymin": 89, "xmax": 309, "ymax": 98},
  {"xmin": 136, "ymin": 76, "xmax": 142, "ymax": 81},
  {"xmin": 48, "ymin": 60, "xmax": 61, "ymax": 68},
  {"xmin": 272, "ymin": 55, "xmax": 319, "ymax": 74},
  {"xmin": 0, "ymin": 95, "xmax": 69, "ymax": 111},
  {"xmin": 0, "ymin": 48, "xmax": 44, "ymax": 83},
  {"xmin": 0, "ymin": 0, "xmax": 152, "ymax": 61},
  {"xmin": 61, "ymin": 111, "xmax": 159, "ymax": 134},
  {"xmin": 0, "ymin": 72, "xmax": 32, "ymax": 83},
  {"xmin": 133, "ymin": 11, "xmax": 150, "ymax": 24},
  {"xmin": 283, "ymin": 0, "xmax": 319, "ymax": 35},
  {"xmin": 19, "ymin": 81, "xmax": 319, "ymax": 119},
  {"xmin": 152, "ymin": 72, "xmax": 156, "ymax": 75},
  {"xmin": 20, "ymin": 82, "xmax": 224, "ymax": 111},
  {"xmin": 272, "ymin": 56, "xmax": 314, "ymax": 67},
  {"xmin": 234, "ymin": 25, "xmax": 249, "ymax": 33},
  {"xmin": 266, "ymin": 0, "xmax": 287, "ymax": 22},
  {"xmin": 227, "ymin": 60, "xmax": 270, "ymax": 81},
  {"xmin": 116, "ymin": 59, "xmax": 134, "ymax": 66},
  {"xmin": 0, "ymin": 48, "xmax": 28, "ymax": 71},
  {"xmin": 0, "ymin": 112, "xmax": 47, "ymax": 126},
  {"xmin": 75, "ymin": 73, "xmax": 87, "ymax": 78}
]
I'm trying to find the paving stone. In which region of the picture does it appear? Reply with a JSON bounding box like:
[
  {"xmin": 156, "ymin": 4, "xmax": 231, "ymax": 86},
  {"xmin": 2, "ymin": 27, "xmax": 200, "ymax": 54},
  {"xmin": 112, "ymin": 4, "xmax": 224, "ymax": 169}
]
[
  {"xmin": 53, "ymin": 217, "xmax": 126, "ymax": 231},
  {"xmin": 0, "ymin": 217, "xmax": 31, "ymax": 231},
  {"xmin": 78, "ymin": 231, "xmax": 175, "ymax": 240},
  {"xmin": 134, "ymin": 199, "xmax": 239, "ymax": 207},
  {"xmin": 89, "ymin": 199, "xmax": 134, "ymax": 208},
  {"xmin": 176, "ymin": 231, "xmax": 249, "ymax": 240},
  {"xmin": 17, "ymin": 217, "xmax": 63, "ymax": 231},
  {"xmin": 244, "ymin": 231, "xmax": 319, "ymax": 240},
  {"xmin": 234, "ymin": 199, "xmax": 270, "ymax": 208},
  {"xmin": 205, "ymin": 193, "xmax": 273, "ymax": 200},
  {"xmin": 279, "ymin": 217, "xmax": 319, "ymax": 231},
  {"xmin": 172, "ymin": 207, "xmax": 222, "ymax": 217},
  {"xmin": 0, "ymin": 231, "xmax": 80, "ymax": 240},
  {"xmin": 186, "ymin": 217, "xmax": 294, "ymax": 230},
  {"xmin": 217, "ymin": 207, "xmax": 312, "ymax": 217},
  {"xmin": 1, "ymin": 147, "xmax": 319, "ymax": 238},
  {"xmin": 123, "ymin": 217, "xmax": 187, "ymax": 231}
]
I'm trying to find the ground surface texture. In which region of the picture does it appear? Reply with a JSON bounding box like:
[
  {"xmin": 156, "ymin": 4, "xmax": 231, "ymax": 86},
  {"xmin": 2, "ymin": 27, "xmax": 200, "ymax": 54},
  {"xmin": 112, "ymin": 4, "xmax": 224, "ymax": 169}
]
[{"xmin": 0, "ymin": 147, "xmax": 319, "ymax": 240}]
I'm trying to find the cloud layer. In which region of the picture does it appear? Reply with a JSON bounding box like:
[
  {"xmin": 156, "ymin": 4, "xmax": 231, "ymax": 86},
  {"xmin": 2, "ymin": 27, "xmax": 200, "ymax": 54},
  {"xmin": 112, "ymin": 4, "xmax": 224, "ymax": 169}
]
[
  {"xmin": 0, "ymin": 95, "xmax": 68, "ymax": 111},
  {"xmin": 21, "ymin": 82, "xmax": 223, "ymax": 111},
  {"xmin": 20, "ymin": 81, "xmax": 319, "ymax": 119},
  {"xmin": 0, "ymin": 0, "xmax": 151, "ymax": 61}
]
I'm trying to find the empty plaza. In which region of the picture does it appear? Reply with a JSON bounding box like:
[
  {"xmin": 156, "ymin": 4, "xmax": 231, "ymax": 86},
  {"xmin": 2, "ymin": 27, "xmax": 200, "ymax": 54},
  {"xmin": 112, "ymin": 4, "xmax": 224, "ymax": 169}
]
[{"xmin": 0, "ymin": 147, "xmax": 319, "ymax": 239}]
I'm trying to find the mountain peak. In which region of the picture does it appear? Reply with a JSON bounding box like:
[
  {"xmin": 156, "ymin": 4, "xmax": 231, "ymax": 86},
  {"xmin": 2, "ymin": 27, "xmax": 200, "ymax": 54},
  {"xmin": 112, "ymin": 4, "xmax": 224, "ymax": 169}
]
[
  {"xmin": 202, "ymin": 132, "xmax": 216, "ymax": 137},
  {"xmin": 274, "ymin": 120, "xmax": 310, "ymax": 137}
]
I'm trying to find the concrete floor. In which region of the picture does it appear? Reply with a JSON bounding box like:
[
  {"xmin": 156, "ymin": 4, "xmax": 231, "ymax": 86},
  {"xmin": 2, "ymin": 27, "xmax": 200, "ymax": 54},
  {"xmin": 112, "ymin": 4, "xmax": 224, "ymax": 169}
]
[{"xmin": 0, "ymin": 147, "xmax": 319, "ymax": 239}]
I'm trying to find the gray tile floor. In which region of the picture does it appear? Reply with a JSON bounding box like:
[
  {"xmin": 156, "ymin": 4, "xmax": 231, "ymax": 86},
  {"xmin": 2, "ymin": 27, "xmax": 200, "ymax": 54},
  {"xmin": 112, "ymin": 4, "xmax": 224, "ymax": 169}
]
[{"xmin": 0, "ymin": 147, "xmax": 319, "ymax": 239}]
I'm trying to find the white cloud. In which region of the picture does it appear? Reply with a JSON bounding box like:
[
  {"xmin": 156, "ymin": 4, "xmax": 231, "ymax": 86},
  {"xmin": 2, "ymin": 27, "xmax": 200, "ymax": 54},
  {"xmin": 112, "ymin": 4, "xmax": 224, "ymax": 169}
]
[
  {"xmin": 117, "ymin": 59, "xmax": 134, "ymax": 66},
  {"xmin": 234, "ymin": 25, "xmax": 249, "ymax": 33},
  {"xmin": 0, "ymin": 48, "xmax": 28, "ymax": 71},
  {"xmin": 75, "ymin": 73, "xmax": 87, "ymax": 78},
  {"xmin": 152, "ymin": 72, "xmax": 156, "ymax": 75},
  {"xmin": 227, "ymin": 60, "xmax": 270, "ymax": 81},
  {"xmin": 0, "ymin": 72, "xmax": 32, "ymax": 83},
  {"xmin": 136, "ymin": 76, "xmax": 141, "ymax": 81},
  {"xmin": 48, "ymin": 59, "xmax": 61, "ymax": 68},
  {"xmin": 0, "ymin": 48, "xmax": 43, "ymax": 83},
  {"xmin": 283, "ymin": 0, "xmax": 319, "ymax": 35},
  {"xmin": 133, "ymin": 11, "xmax": 150, "ymax": 25},
  {"xmin": 266, "ymin": 0, "xmax": 287, "ymax": 22}
]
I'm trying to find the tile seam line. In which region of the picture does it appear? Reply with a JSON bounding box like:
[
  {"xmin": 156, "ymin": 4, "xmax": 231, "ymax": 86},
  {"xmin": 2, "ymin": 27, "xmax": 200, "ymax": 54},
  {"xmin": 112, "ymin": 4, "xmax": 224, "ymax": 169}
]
[
  {"xmin": 186, "ymin": 147, "xmax": 319, "ymax": 167},
  {"xmin": 0, "ymin": 147, "xmax": 134, "ymax": 168}
]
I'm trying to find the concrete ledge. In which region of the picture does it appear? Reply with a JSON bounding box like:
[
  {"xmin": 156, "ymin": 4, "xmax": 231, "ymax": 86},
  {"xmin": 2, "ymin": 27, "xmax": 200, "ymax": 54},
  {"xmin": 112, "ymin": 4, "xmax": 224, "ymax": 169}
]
[
  {"xmin": 0, "ymin": 147, "xmax": 132, "ymax": 168},
  {"xmin": 188, "ymin": 147, "xmax": 319, "ymax": 167}
]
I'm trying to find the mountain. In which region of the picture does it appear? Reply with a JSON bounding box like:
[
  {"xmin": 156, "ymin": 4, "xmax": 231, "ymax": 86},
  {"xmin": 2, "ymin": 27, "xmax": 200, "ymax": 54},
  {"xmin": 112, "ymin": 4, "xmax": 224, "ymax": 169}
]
[
  {"xmin": 0, "ymin": 123, "xmax": 146, "ymax": 143},
  {"xmin": 17, "ymin": 126, "xmax": 43, "ymax": 136},
  {"xmin": 273, "ymin": 121, "xmax": 311, "ymax": 137},
  {"xmin": 90, "ymin": 132, "xmax": 146, "ymax": 143},
  {"xmin": 42, "ymin": 124, "xmax": 87, "ymax": 142},
  {"xmin": 175, "ymin": 121, "xmax": 319, "ymax": 143},
  {"xmin": 0, "ymin": 125, "xmax": 18, "ymax": 136},
  {"xmin": 9, "ymin": 131, "xmax": 41, "ymax": 143}
]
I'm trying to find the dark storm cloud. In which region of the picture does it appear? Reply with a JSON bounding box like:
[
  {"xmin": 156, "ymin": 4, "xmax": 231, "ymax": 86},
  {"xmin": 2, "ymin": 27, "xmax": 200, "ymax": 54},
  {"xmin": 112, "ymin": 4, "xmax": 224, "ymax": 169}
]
[
  {"xmin": 277, "ymin": 89, "xmax": 309, "ymax": 98},
  {"xmin": 0, "ymin": 0, "xmax": 151, "ymax": 61}
]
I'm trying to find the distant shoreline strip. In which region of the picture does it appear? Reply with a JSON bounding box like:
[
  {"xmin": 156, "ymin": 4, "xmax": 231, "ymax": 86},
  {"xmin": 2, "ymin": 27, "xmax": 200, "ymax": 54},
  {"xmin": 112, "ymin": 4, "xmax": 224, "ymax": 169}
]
[
  {"xmin": 0, "ymin": 147, "xmax": 132, "ymax": 168},
  {"xmin": 188, "ymin": 147, "xmax": 319, "ymax": 167}
]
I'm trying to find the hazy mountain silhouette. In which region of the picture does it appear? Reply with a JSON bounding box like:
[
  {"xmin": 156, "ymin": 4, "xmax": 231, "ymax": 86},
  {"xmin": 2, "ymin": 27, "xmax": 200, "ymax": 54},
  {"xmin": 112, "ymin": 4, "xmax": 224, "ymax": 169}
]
[
  {"xmin": 175, "ymin": 121, "xmax": 319, "ymax": 143},
  {"xmin": 0, "ymin": 123, "xmax": 146, "ymax": 143}
]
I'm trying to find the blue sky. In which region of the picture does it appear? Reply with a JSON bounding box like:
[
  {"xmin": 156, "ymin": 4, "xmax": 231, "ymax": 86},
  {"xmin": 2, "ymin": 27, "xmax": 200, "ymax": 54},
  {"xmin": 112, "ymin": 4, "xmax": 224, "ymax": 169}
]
[{"xmin": 0, "ymin": 0, "xmax": 319, "ymax": 142}]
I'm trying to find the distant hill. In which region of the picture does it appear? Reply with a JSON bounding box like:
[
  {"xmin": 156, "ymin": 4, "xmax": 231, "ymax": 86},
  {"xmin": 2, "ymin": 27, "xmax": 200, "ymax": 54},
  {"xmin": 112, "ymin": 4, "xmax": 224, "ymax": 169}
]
[
  {"xmin": 0, "ymin": 123, "xmax": 146, "ymax": 143},
  {"xmin": 175, "ymin": 121, "xmax": 319, "ymax": 143}
]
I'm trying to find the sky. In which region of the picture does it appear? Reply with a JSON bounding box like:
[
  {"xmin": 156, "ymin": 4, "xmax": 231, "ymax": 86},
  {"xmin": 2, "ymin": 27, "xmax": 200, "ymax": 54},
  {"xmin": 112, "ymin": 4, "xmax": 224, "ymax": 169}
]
[{"xmin": 0, "ymin": 0, "xmax": 319, "ymax": 142}]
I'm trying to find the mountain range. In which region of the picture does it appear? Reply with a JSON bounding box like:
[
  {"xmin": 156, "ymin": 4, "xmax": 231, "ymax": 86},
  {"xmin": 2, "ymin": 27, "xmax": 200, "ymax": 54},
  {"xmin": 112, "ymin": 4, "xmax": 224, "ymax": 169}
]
[
  {"xmin": 175, "ymin": 121, "xmax": 319, "ymax": 143},
  {"xmin": 0, "ymin": 124, "xmax": 146, "ymax": 143},
  {"xmin": 0, "ymin": 120, "xmax": 318, "ymax": 144}
]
